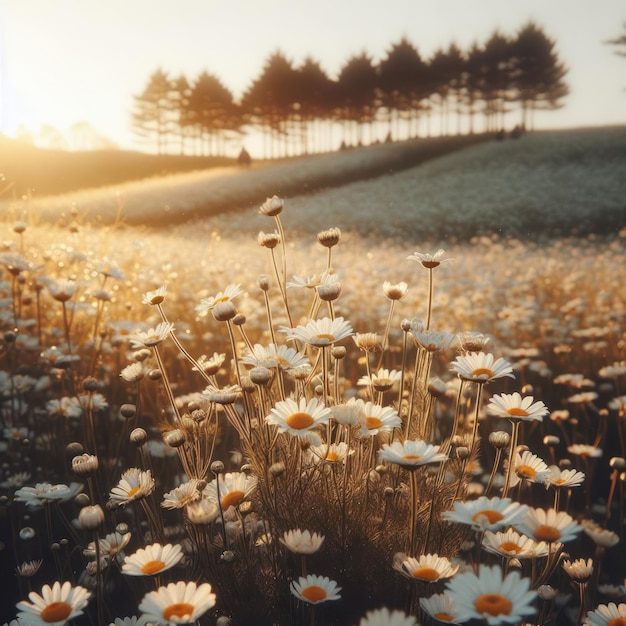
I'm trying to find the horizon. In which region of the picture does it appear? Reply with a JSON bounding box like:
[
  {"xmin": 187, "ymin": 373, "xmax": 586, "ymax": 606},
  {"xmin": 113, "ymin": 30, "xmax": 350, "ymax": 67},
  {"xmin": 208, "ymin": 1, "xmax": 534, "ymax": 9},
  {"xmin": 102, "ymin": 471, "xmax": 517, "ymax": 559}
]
[{"xmin": 1, "ymin": 0, "xmax": 625, "ymax": 156}]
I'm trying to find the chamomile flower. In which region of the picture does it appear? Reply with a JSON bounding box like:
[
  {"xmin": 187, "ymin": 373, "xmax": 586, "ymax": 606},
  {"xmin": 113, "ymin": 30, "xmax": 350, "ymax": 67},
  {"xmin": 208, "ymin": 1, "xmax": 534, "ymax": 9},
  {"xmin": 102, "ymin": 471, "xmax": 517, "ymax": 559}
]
[
  {"xmin": 358, "ymin": 368, "xmax": 402, "ymax": 392},
  {"xmin": 138, "ymin": 581, "xmax": 216, "ymax": 625},
  {"xmin": 142, "ymin": 285, "xmax": 167, "ymax": 306},
  {"xmin": 242, "ymin": 343, "xmax": 310, "ymax": 371},
  {"xmin": 509, "ymin": 450, "xmax": 551, "ymax": 485},
  {"xmin": 487, "ymin": 392, "xmax": 548, "ymax": 422},
  {"xmin": 16, "ymin": 581, "xmax": 91, "ymax": 626},
  {"xmin": 514, "ymin": 507, "xmax": 582, "ymax": 544},
  {"xmin": 360, "ymin": 607, "xmax": 417, "ymax": 626},
  {"xmin": 442, "ymin": 496, "xmax": 527, "ymax": 532},
  {"xmin": 84, "ymin": 531, "xmax": 132, "ymax": 560},
  {"xmin": 545, "ymin": 465, "xmax": 586, "ymax": 489},
  {"xmin": 282, "ymin": 316, "xmax": 353, "ymax": 347},
  {"xmin": 206, "ymin": 472, "xmax": 257, "ymax": 512},
  {"xmin": 585, "ymin": 602, "xmax": 626, "ymax": 626},
  {"xmin": 14, "ymin": 482, "xmax": 77, "ymax": 507},
  {"xmin": 379, "ymin": 440, "xmax": 448, "ymax": 468},
  {"xmin": 420, "ymin": 593, "xmax": 462, "ymax": 624},
  {"xmin": 309, "ymin": 442, "xmax": 353, "ymax": 464},
  {"xmin": 407, "ymin": 249, "xmax": 453, "ymax": 269},
  {"xmin": 280, "ymin": 529, "xmax": 325, "ymax": 555},
  {"xmin": 290, "ymin": 574, "xmax": 341, "ymax": 605},
  {"xmin": 445, "ymin": 564, "xmax": 536, "ymax": 625},
  {"xmin": 451, "ymin": 352, "xmax": 515, "ymax": 383},
  {"xmin": 357, "ymin": 402, "xmax": 401, "ymax": 437},
  {"xmin": 482, "ymin": 530, "xmax": 549, "ymax": 559},
  {"xmin": 196, "ymin": 284, "xmax": 243, "ymax": 312},
  {"xmin": 394, "ymin": 553, "xmax": 459, "ymax": 582},
  {"xmin": 161, "ymin": 479, "xmax": 204, "ymax": 510},
  {"xmin": 109, "ymin": 469, "xmax": 155, "ymax": 507},
  {"xmin": 265, "ymin": 397, "xmax": 331, "ymax": 445},
  {"xmin": 129, "ymin": 322, "xmax": 174, "ymax": 349},
  {"xmin": 122, "ymin": 543, "xmax": 184, "ymax": 576}
]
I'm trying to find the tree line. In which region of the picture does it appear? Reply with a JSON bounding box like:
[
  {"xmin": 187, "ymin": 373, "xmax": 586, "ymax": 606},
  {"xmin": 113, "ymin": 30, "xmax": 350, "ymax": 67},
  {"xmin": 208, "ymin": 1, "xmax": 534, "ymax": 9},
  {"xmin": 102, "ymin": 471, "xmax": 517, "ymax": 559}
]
[{"xmin": 131, "ymin": 21, "xmax": 568, "ymax": 158}]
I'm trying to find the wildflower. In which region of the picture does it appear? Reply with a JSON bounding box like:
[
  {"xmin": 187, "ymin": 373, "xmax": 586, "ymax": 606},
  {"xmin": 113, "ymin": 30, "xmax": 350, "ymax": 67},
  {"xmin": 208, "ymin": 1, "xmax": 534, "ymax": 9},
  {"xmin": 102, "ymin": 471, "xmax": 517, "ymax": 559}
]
[
  {"xmin": 266, "ymin": 397, "xmax": 331, "ymax": 445},
  {"xmin": 545, "ymin": 465, "xmax": 586, "ymax": 489},
  {"xmin": 16, "ymin": 559, "xmax": 44, "ymax": 577},
  {"xmin": 142, "ymin": 285, "xmax": 167, "ymax": 306},
  {"xmin": 357, "ymin": 402, "xmax": 401, "ymax": 437},
  {"xmin": 383, "ymin": 281, "xmax": 409, "ymax": 301},
  {"xmin": 514, "ymin": 507, "xmax": 582, "ymax": 544},
  {"xmin": 509, "ymin": 450, "xmax": 551, "ymax": 485},
  {"xmin": 412, "ymin": 329, "xmax": 455, "ymax": 352},
  {"xmin": 442, "ymin": 496, "xmax": 528, "ymax": 532},
  {"xmin": 379, "ymin": 440, "xmax": 448, "ymax": 468},
  {"xmin": 358, "ymin": 368, "xmax": 402, "ymax": 391},
  {"xmin": 84, "ymin": 531, "xmax": 132, "ymax": 560},
  {"xmin": 420, "ymin": 593, "xmax": 461, "ymax": 623},
  {"xmin": 193, "ymin": 352, "xmax": 226, "ymax": 375},
  {"xmin": 394, "ymin": 553, "xmax": 459, "ymax": 582},
  {"xmin": 161, "ymin": 479, "xmax": 204, "ymax": 509},
  {"xmin": 585, "ymin": 602, "xmax": 626, "ymax": 626},
  {"xmin": 330, "ymin": 399, "xmax": 363, "ymax": 427},
  {"xmin": 280, "ymin": 529, "xmax": 325, "ymax": 555},
  {"xmin": 360, "ymin": 607, "xmax": 418, "ymax": 626},
  {"xmin": 457, "ymin": 331, "xmax": 490, "ymax": 353},
  {"xmin": 310, "ymin": 442, "xmax": 353, "ymax": 464},
  {"xmin": 14, "ymin": 482, "xmax": 76, "ymax": 507},
  {"xmin": 122, "ymin": 543, "xmax": 184, "ymax": 576},
  {"xmin": 451, "ymin": 352, "xmax": 515, "ymax": 383},
  {"xmin": 445, "ymin": 564, "xmax": 536, "ymax": 625},
  {"xmin": 283, "ymin": 316, "xmax": 353, "ymax": 347},
  {"xmin": 109, "ymin": 468, "xmax": 155, "ymax": 507},
  {"xmin": 290, "ymin": 574, "xmax": 341, "ymax": 605},
  {"xmin": 196, "ymin": 283, "xmax": 243, "ymax": 312},
  {"xmin": 487, "ymin": 392, "xmax": 548, "ymax": 422},
  {"xmin": 582, "ymin": 520, "xmax": 620, "ymax": 548},
  {"xmin": 16, "ymin": 581, "xmax": 91, "ymax": 626},
  {"xmin": 129, "ymin": 322, "xmax": 174, "ymax": 349},
  {"xmin": 407, "ymin": 249, "xmax": 453, "ymax": 269},
  {"xmin": 186, "ymin": 498, "xmax": 219, "ymax": 525},
  {"xmin": 120, "ymin": 362, "xmax": 146, "ymax": 383},
  {"xmin": 44, "ymin": 278, "xmax": 79, "ymax": 302},
  {"xmin": 258, "ymin": 230, "xmax": 281, "ymax": 248},
  {"xmin": 317, "ymin": 227, "xmax": 342, "ymax": 247},
  {"xmin": 259, "ymin": 195, "xmax": 284, "ymax": 216},
  {"xmin": 482, "ymin": 530, "xmax": 549, "ymax": 559},
  {"xmin": 139, "ymin": 581, "xmax": 216, "ymax": 624},
  {"xmin": 562, "ymin": 558, "xmax": 593, "ymax": 582},
  {"xmin": 568, "ymin": 443, "xmax": 603, "ymax": 458},
  {"xmin": 242, "ymin": 343, "xmax": 310, "ymax": 371},
  {"xmin": 46, "ymin": 396, "xmax": 82, "ymax": 418},
  {"xmin": 353, "ymin": 332, "xmax": 381, "ymax": 352},
  {"xmin": 206, "ymin": 472, "xmax": 257, "ymax": 512}
]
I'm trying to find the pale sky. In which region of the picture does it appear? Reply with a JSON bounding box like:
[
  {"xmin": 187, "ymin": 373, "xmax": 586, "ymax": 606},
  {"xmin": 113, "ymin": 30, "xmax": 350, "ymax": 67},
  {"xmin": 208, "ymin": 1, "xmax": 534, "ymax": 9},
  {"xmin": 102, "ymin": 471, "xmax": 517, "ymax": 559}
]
[{"xmin": 1, "ymin": 0, "xmax": 625, "ymax": 151}]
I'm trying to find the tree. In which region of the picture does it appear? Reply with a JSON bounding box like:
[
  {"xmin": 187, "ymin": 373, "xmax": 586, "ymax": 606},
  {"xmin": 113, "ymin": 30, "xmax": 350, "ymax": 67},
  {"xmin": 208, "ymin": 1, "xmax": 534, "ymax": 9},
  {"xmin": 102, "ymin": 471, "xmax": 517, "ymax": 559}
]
[
  {"xmin": 131, "ymin": 68, "xmax": 172, "ymax": 154},
  {"xmin": 511, "ymin": 21, "xmax": 569, "ymax": 129},
  {"xmin": 169, "ymin": 74, "xmax": 193, "ymax": 155},
  {"xmin": 606, "ymin": 21, "xmax": 626, "ymax": 57}
]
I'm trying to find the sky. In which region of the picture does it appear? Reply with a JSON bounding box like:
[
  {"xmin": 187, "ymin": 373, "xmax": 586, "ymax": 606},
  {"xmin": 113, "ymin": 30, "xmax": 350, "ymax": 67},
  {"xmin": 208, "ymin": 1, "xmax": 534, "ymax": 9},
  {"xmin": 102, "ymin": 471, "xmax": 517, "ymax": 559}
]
[{"xmin": 1, "ymin": 0, "xmax": 625, "ymax": 152}]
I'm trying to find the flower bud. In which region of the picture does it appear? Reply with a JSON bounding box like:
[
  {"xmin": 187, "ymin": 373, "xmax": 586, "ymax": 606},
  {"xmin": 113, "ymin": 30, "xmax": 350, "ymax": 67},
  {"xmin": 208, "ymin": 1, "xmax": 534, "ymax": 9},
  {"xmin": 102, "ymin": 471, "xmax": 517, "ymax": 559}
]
[
  {"xmin": 213, "ymin": 301, "xmax": 237, "ymax": 322},
  {"xmin": 78, "ymin": 504, "xmax": 105, "ymax": 530}
]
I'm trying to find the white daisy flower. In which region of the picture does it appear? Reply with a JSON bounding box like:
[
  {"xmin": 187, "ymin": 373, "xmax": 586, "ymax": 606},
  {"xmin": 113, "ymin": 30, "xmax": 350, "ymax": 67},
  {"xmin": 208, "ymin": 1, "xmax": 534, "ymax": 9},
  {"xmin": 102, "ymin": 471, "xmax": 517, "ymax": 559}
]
[
  {"xmin": 280, "ymin": 529, "xmax": 325, "ymax": 555},
  {"xmin": 138, "ymin": 581, "xmax": 216, "ymax": 624},
  {"xmin": 407, "ymin": 249, "xmax": 453, "ymax": 269},
  {"xmin": 282, "ymin": 316, "xmax": 353, "ymax": 347},
  {"xmin": 357, "ymin": 402, "xmax": 401, "ymax": 437},
  {"xmin": 16, "ymin": 581, "xmax": 91, "ymax": 626},
  {"xmin": 420, "ymin": 593, "xmax": 462, "ymax": 624},
  {"xmin": 122, "ymin": 543, "xmax": 184, "ymax": 576},
  {"xmin": 451, "ymin": 352, "xmax": 515, "ymax": 383},
  {"xmin": 585, "ymin": 602, "xmax": 626, "ymax": 626},
  {"xmin": 129, "ymin": 322, "xmax": 174, "ymax": 349},
  {"xmin": 206, "ymin": 472, "xmax": 257, "ymax": 512},
  {"xmin": 442, "ymin": 496, "xmax": 528, "ymax": 532},
  {"xmin": 265, "ymin": 397, "xmax": 331, "ymax": 445},
  {"xmin": 487, "ymin": 392, "xmax": 548, "ymax": 422},
  {"xmin": 394, "ymin": 553, "xmax": 459, "ymax": 582},
  {"xmin": 482, "ymin": 530, "xmax": 549, "ymax": 559},
  {"xmin": 514, "ymin": 507, "xmax": 582, "ymax": 544},
  {"xmin": 195, "ymin": 283, "xmax": 243, "ymax": 312},
  {"xmin": 109, "ymin": 468, "xmax": 155, "ymax": 507},
  {"xmin": 360, "ymin": 607, "xmax": 417, "ymax": 626},
  {"xmin": 290, "ymin": 574, "xmax": 341, "ymax": 605},
  {"xmin": 142, "ymin": 285, "xmax": 167, "ymax": 306},
  {"xmin": 379, "ymin": 439, "xmax": 448, "ymax": 468},
  {"xmin": 161, "ymin": 479, "xmax": 204, "ymax": 510}
]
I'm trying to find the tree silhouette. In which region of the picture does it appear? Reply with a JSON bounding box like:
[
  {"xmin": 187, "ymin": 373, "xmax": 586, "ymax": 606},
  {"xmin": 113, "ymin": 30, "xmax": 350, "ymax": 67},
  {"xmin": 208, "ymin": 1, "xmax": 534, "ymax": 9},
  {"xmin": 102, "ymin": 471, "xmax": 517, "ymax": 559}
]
[
  {"xmin": 132, "ymin": 68, "xmax": 172, "ymax": 154},
  {"xmin": 511, "ymin": 21, "xmax": 569, "ymax": 129},
  {"xmin": 169, "ymin": 74, "xmax": 193, "ymax": 155}
]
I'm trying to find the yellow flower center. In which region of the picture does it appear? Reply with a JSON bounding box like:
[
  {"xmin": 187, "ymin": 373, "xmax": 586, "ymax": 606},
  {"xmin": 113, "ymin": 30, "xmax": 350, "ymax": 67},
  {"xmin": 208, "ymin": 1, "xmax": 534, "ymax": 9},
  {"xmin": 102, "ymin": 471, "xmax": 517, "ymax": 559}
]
[
  {"xmin": 471, "ymin": 368, "xmax": 494, "ymax": 377},
  {"xmin": 325, "ymin": 452, "xmax": 339, "ymax": 461},
  {"xmin": 222, "ymin": 490, "xmax": 245, "ymax": 510},
  {"xmin": 141, "ymin": 559, "xmax": 166, "ymax": 575},
  {"xmin": 287, "ymin": 412, "xmax": 315, "ymax": 430},
  {"xmin": 314, "ymin": 333, "xmax": 335, "ymax": 342},
  {"xmin": 534, "ymin": 525, "xmax": 561, "ymax": 542},
  {"xmin": 517, "ymin": 465, "xmax": 536, "ymax": 478},
  {"xmin": 403, "ymin": 454, "xmax": 421, "ymax": 460},
  {"xmin": 434, "ymin": 612, "xmax": 454, "ymax": 622},
  {"xmin": 554, "ymin": 478, "xmax": 567, "ymax": 486},
  {"xmin": 127, "ymin": 486, "xmax": 142, "ymax": 498},
  {"xmin": 41, "ymin": 602, "xmax": 72, "ymax": 623},
  {"xmin": 499, "ymin": 541, "xmax": 523, "ymax": 554},
  {"xmin": 365, "ymin": 416, "xmax": 383, "ymax": 429},
  {"xmin": 301, "ymin": 585, "xmax": 327, "ymax": 603},
  {"xmin": 471, "ymin": 509, "xmax": 503, "ymax": 525},
  {"xmin": 474, "ymin": 593, "xmax": 513, "ymax": 617},
  {"xmin": 508, "ymin": 407, "xmax": 529, "ymax": 417},
  {"xmin": 608, "ymin": 619, "xmax": 626, "ymax": 626},
  {"xmin": 163, "ymin": 603, "xmax": 194, "ymax": 621},
  {"xmin": 215, "ymin": 296, "xmax": 229, "ymax": 303},
  {"xmin": 412, "ymin": 566, "xmax": 440, "ymax": 581}
]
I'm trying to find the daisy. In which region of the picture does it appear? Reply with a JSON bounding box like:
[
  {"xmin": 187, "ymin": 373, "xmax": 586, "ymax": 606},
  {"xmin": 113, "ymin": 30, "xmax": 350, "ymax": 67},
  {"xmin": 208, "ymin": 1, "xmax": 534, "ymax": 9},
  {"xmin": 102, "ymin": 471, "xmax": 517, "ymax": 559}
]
[
  {"xmin": 142, "ymin": 285, "xmax": 167, "ymax": 306},
  {"xmin": 185, "ymin": 498, "xmax": 220, "ymax": 525},
  {"xmin": 265, "ymin": 397, "xmax": 331, "ymax": 445},
  {"xmin": 109, "ymin": 468, "xmax": 155, "ymax": 507},
  {"xmin": 582, "ymin": 520, "xmax": 620, "ymax": 548},
  {"xmin": 383, "ymin": 281, "xmax": 409, "ymax": 301},
  {"xmin": 451, "ymin": 352, "xmax": 515, "ymax": 383},
  {"xmin": 482, "ymin": 530, "xmax": 548, "ymax": 559},
  {"xmin": 161, "ymin": 479, "xmax": 204, "ymax": 510},
  {"xmin": 310, "ymin": 442, "xmax": 353, "ymax": 464},
  {"xmin": 280, "ymin": 529, "xmax": 325, "ymax": 555},
  {"xmin": 545, "ymin": 465, "xmax": 586, "ymax": 489},
  {"xmin": 122, "ymin": 543, "xmax": 184, "ymax": 576},
  {"xmin": 14, "ymin": 482, "xmax": 76, "ymax": 507},
  {"xmin": 411, "ymin": 329, "xmax": 455, "ymax": 352},
  {"xmin": 84, "ymin": 531, "xmax": 132, "ymax": 560},
  {"xmin": 487, "ymin": 392, "xmax": 548, "ymax": 422},
  {"xmin": 357, "ymin": 402, "xmax": 402, "ymax": 437},
  {"xmin": 45, "ymin": 278, "xmax": 79, "ymax": 302},
  {"xmin": 206, "ymin": 472, "xmax": 257, "ymax": 512},
  {"xmin": 445, "ymin": 564, "xmax": 536, "ymax": 625},
  {"xmin": 359, "ymin": 607, "xmax": 417, "ymax": 626},
  {"xmin": 394, "ymin": 553, "xmax": 459, "ymax": 582},
  {"xmin": 420, "ymin": 593, "xmax": 462, "ymax": 624},
  {"xmin": 139, "ymin": 581, "xmax": 216, "ymax": 624},
  {"xmin": 259, "ymin": 194, "xmax": 283, "ymax": 216},
  {"xmin": 290, "ymin": 574, "xmax": 341, "ymax": 605},
  {"xmin": 196, "ymin": 283, "xmax": 243, "ymax": 312},
  {"xmin": 514, "ymin": 507, "xmax": 582, "ymax": 544},
  {"xmin": 407, "ymin": 249, "xmax": 453, "ymax": 269},
  {"xmin": 242, "ymin": 343, "xmax": 310, "ymax": 371},
  {"xmin": 379, "ymin": 439, "xmax": 448, "ymax": 468},
  {"xmin": 330, "ymin": 399, "xmax": 363, "ymax": 427},
  {"xmin": 129, "ymin": 322, "xmax": 174, "ymax": 349},
  {"xmin": 282, "ymin": 316, "xmax": 353, "ymax": 347},
  {"xmin": 562, "ymin": 558, "xmax": 593, "ymax": 582},
  {"xmin": 16, "ymin": 581, "xmax": 91, "ymax": 626},
  {"xmin": 510, "ymin": 450, "xmax": 551, "ymax": 485},
  {"xmin": 358, "ymin": 368, "xmax": 402, "ymax": 392},
  {"xmin": 585, "ymin": 602, "xmax": 626, "ymax": 626},
  {"xmin": 442, "ymin": 496, "xmax": 527, "ymax": 532},
  {"xmin": 568, "ymin": 444, "xmax": 603, "ymax": 458}
]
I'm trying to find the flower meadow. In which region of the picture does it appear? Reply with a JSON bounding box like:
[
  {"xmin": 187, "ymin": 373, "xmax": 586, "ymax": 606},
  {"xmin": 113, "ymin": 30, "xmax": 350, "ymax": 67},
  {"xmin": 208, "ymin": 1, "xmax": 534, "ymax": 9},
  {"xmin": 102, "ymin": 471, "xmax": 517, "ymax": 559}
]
[{"xmin": 1, "ymin": 195, "xmax": 626, "ymax": 626}]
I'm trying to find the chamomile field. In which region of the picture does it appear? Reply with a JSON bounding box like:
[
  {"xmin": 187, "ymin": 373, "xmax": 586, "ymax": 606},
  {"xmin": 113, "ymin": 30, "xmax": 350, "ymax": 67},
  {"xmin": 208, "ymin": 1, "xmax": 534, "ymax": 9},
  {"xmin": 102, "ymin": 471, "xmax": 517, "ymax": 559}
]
[{"xmin": 1, "ymin": 127, "xmax": 626, "ymax": 626}]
